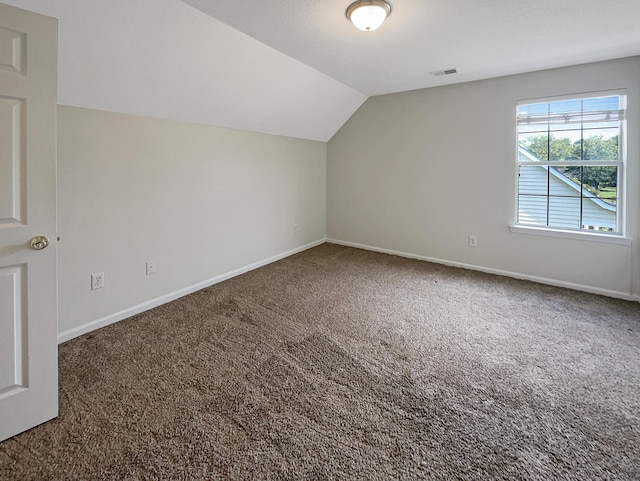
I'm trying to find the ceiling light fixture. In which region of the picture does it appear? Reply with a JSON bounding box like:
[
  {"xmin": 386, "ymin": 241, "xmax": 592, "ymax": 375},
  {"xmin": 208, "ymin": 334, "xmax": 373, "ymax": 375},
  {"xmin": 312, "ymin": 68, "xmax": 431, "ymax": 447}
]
[{"xmin": 346, "ymin": 0, "xmax": 392, "ymax": 32}]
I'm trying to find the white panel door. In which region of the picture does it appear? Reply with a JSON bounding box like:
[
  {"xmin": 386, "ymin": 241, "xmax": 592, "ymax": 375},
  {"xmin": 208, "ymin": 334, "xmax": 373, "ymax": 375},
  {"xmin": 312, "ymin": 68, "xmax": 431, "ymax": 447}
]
[{"xmin": 0, "ymin": 3, "xmax": 58, "ymax": 442}]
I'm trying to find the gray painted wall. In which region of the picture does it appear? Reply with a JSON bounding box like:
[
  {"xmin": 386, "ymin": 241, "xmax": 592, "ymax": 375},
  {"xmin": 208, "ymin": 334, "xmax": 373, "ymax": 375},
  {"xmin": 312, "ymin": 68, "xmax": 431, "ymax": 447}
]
[
  {"xmin": 57, "ymin": 106, "xmax": 327, "ymax": 338},
  {"xmin": 327, "ymin": 57, "xmax": 640, "ymax": 299}
]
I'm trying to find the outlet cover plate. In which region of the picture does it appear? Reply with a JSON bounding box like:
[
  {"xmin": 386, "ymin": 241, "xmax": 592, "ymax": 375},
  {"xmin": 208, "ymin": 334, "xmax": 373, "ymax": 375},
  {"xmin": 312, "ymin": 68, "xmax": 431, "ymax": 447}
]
[
  {"xmin": 91, "ymin": 272, "xmax": 104, "ymax": 290},
  {"xmin": 146, "ymin": 261, "xmax": 156, "ymax": 275}
]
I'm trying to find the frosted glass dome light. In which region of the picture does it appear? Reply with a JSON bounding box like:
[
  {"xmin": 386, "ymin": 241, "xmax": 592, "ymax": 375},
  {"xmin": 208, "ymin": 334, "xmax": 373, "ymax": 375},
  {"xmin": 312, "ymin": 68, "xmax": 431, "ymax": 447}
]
[{"xmin": 346, "ymin": 0, "xmax": 392, "ymax": 32}]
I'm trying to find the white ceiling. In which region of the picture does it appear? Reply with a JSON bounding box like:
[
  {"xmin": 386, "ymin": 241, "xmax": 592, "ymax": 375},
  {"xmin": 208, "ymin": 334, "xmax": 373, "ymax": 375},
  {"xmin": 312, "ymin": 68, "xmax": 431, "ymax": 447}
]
[
  {"xmin": 182, "ymin": 0, "xmax": 640, "ymax": 96},
  {"xmin": 2, "ymin": 0, "xmax": 639, "ymax": 141}
]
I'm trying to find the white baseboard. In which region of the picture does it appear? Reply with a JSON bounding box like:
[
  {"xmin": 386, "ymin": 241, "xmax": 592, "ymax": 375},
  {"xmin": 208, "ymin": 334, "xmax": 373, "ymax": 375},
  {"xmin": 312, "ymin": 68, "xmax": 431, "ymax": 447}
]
[
  {"xmin": 326, "ymin": 238, "xmax": 638, "ymax": 303},
  {"xmin": 57, "ymin": 239, "xmax": 326, "ymax": 344}
]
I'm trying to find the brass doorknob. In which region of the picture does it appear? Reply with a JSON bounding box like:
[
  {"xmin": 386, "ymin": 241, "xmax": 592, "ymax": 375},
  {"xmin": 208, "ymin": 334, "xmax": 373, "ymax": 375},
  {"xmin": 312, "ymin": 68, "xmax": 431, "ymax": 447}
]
[{"xmin": 30, "ymin": 236, "xmax": 50, "ymax": 250}]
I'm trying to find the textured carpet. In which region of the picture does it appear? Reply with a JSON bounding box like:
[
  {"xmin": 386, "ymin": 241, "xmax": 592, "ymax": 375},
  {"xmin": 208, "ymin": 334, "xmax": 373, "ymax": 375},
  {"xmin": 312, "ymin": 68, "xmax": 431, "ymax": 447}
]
[{"xmin": 1, "ymin": 243, "xmax": 639, "ymax": 480}]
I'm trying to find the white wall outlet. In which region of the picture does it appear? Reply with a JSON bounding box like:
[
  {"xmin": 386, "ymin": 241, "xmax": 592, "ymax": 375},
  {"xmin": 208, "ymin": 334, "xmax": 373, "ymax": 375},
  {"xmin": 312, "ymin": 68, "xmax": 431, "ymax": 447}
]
[
  {"xmin": 469, "ymin": 235, "xmax": 478, "ymax": 247},
  {"xmin": 146, "ymin": 260, "xmax": 156, "ymax": 275},
  {"xmin": 91, "ymin": 272, "xmax": 104, "ymax": 290},
  {"xmin": 293, "ymin": 223, "xmax": 299, "ymax": 234}
]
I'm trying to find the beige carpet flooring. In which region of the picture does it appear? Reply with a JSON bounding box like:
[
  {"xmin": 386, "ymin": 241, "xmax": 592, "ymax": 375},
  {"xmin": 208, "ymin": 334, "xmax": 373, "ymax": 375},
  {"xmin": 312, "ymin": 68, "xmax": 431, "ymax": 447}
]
[{"xmin": 1, "ymin": 243, "xmax": 639, "ymax": 480}]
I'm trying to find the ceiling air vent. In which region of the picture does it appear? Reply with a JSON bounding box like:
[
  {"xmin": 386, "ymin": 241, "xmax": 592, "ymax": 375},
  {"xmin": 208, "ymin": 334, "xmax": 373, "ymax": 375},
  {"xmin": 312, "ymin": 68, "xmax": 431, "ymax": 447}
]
[{"xmin": 430, "ymin": 68, "xmax": 457, "ymax": 77}]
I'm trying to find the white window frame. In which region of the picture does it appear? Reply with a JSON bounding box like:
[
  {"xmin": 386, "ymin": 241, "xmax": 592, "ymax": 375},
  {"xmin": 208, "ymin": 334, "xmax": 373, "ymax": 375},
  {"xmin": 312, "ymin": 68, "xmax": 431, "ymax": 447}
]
[{"xmin": 511, "ymin": 90, "xmax": 629, "ymax": 244}]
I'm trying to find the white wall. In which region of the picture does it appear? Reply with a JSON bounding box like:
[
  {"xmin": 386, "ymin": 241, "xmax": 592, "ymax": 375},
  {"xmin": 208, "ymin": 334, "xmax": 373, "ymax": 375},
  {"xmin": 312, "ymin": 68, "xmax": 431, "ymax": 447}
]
[
  {"xmin": 327, "ymin": 57, "xmax": 640, "ymax": 300},
  {"xmin": 57, "ymin": 106, "xmax": 326, "ymax": 339}
]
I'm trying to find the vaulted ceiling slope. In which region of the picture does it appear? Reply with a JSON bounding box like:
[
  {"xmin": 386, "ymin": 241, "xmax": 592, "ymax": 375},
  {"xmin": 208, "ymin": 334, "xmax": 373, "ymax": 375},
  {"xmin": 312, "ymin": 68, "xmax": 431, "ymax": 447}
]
[
  {"xmin": 183, "ymin": 0, "xmax": 640, "ymax": 96},
  {"xmin": 2, "ymin": 0, "xmax": 366, "ymax": 141}
]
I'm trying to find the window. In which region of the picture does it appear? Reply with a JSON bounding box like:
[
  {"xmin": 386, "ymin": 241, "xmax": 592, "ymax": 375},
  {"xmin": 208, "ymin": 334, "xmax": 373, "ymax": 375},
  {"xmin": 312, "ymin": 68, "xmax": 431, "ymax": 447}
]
[{"xmin": 516, "ymin": 92, "xmax": 626, "ymax": 235}]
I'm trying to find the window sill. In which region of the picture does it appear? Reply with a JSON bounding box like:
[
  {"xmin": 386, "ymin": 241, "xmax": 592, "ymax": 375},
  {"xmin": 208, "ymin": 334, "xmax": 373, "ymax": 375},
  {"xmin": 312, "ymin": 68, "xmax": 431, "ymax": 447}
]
[{"xmin": 509, "ymin": 225, "xmax": 632, "ymax": 245}]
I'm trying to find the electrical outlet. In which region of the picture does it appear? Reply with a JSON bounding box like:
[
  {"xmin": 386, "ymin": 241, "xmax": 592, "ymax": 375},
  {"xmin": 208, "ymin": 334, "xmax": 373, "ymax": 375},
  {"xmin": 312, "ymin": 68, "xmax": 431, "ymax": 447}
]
[
  {"xmin": 293, "ymin": 223, "xmax": 299, "ymax": 234},
  {"xmin": 146, "ymin": 260, "xmax": 156, "ymax": 275},
  {"xmin": 91, "ymin": 272, "xmax": 104, "ymax": 290},
  {"xmin": 469, "ymin": 235, "xmax": 478, "ymax": 247}
]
